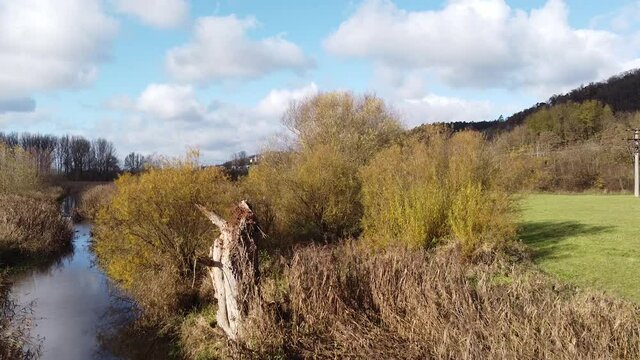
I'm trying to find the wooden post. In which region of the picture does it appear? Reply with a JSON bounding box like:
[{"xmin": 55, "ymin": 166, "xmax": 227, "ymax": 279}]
[
  {"xmin": 633, "ymin": 151, "xmax": 640, "ymax": 197},
  {"xmin": 196, "ymin": 200, "xmax": 262, "ymax": 340},
  {"xmin": 627, "ymin": 129, "xmax": 640, "ymax": 197}
]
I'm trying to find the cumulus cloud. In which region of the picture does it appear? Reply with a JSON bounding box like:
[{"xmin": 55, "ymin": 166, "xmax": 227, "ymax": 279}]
[
  {"xmin": 325, "ymin": 0, "xmax": 639, "ymax": 94},
  {"xmin": 256, "ymin": 83, "xmax": 319, "ymax": 116},
  {"xmin": 0, "ymin": 98, "xmax": 36, "ymax": 114},
  {"xmin": 113, "ymin": 0, "xmax": 189, "ymax": 29},
  {"xmin": 397, "ymin": 94, "xmax": 493, "ymax": 126},
  {"xmin": 0, "ymin": 0, "xmax": 117, "ymax": 100},
  {"xmin": 166, "ymin": 15, "xmax": 314, "ymax": 84},
  {"xmin": 136, "ymin": 84, "xmax": 205, "ymax": 122},
  {"xmin": 96, "ymin": 83, "xmax": 319, "ymax": 163}
]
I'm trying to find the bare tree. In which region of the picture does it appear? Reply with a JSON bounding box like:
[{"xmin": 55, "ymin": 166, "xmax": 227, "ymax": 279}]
[
  {"xmin": 196, "ymin": 201, "xmax": 263, "ymax": 340},
  {"xmin": 124, "ymin": 152, "xmax": 147, "ymax": 174}
]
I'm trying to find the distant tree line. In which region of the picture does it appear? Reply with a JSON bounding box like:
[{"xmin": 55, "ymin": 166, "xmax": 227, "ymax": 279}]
[
  {"xmin": 0, "ymin": 132, "xmax": 149, "ymax": 181},
  {"xmin": 218, "ymin": 151, "xmax": 260, "ymax": 180}
]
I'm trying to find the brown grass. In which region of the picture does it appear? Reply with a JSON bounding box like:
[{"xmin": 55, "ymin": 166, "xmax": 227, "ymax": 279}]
[
  {"xmin": 0, "ymin": 194, "xmax": 73, "ymax": 263},
  {"xmin": 186, "ymin": 242, "xmax": 640, "ymax": 359},
  {"xmin": 76, "ymin": 183, "xmax": 116, "ymax": 221}
]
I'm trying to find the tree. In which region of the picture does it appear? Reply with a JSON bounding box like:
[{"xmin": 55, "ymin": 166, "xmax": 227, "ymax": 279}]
[
  {"xmin": 70, "ymin": 137, "xmax": 91, "ymax": 179},
  {"xmin": 124, "ymin": 152, "xmax": 147, "ymax": 174},
  {"xmin": 244, "ymin": 92, "xmax": 403, "ymax": 243},
  {"xmin": 196, "ymin": 201, "xmax": 263, "ymax": 340},
  {"xmin": 94, "ymin": 154, "xmax": 238, "ymax": 319}
]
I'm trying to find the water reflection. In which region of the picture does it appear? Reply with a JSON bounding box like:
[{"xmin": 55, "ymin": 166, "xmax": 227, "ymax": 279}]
[{"xmin": 11, "ymin": 223, "xmax": 131, "ymax": 360}]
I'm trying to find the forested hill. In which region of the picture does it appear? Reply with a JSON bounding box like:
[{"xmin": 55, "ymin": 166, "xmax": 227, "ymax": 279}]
[{"xmin": 423, "ymin": 68, "xmax": 640, "ymax": 135}]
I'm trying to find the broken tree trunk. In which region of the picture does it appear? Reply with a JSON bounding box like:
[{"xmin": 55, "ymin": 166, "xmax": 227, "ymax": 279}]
[{"xmin": 196, "ymin": 200, "xmax": 262, "ymax": 341}]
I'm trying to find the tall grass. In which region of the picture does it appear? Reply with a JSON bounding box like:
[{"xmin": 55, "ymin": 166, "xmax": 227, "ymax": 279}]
[
  {"xmin": 76, "ymin": 183, "xmax": 116, "ymax": 221},
  {"xmin": 184, "ymin": 242, "xmax": 640, "ymax": 359},
  {"xmin": 0, "ymin": 194, "xmax": 73, "ymax": 264},
  {"xmin": 0, "ymin": 143, "xmax": 39, "ymax": 195}
]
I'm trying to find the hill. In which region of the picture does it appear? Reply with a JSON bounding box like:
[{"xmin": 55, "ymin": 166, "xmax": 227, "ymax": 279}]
[{"xmin": 422, "ymin": 68, "xmax": 640, "ymax": 134}]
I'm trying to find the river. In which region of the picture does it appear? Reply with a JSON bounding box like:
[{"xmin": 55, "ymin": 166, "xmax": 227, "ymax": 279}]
[
  {"xmin": 10, "ymin": 221, "xmax": 131, "ymax": 359},
  {"xmin": 8, "ymin": 195, "xmax": 175, "ymax": 360}
]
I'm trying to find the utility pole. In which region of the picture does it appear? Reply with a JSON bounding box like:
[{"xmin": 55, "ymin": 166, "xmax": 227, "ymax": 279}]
[{"xmin": 627, "ymin": 129, "xmax": 640, "ymax": 197}]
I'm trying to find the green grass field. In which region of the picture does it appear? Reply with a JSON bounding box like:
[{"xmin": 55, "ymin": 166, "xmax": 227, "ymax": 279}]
[{"xmin": 521, "ymin": 194, "xmax": 640, "ymax": 302}]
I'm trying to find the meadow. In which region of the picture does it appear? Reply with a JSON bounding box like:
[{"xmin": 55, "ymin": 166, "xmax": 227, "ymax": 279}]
[{"xmin": 521, "ymin": 194, "xmax": 640, "ymax": 301}]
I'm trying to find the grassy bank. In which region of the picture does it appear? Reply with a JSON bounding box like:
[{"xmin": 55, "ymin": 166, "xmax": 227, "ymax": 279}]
[{"xmin": 521, "ymin": 194, "xmax": 640, "ymax": 301}]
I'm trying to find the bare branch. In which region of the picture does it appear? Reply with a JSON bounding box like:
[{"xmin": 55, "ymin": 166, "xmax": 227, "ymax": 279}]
[{"xmin": 195, "ymin": 204, "xmax": 227, "ymax": 230}]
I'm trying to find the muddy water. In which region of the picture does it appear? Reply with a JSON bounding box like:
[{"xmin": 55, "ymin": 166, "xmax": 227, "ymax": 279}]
[{"xmin": 10, "ymin": 222, "xmax": 129, "ymax": 359}]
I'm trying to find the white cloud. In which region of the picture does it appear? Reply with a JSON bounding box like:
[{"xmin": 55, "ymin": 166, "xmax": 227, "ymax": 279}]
[
  {"xmin": 398, "ymin": 94, "xmax": 493, "ymax": 126},
  {"xmin": 166, "ymin": 15, "xmax": 314, "ymax": 84},
  {"xmin": 96, "ymin": 83, "xmax": 319, "ymax": 163},
  {"xmin": 256, "ymin": 83, "xmax": 319, "ymax": 116},
  {"xmin": 113, "ymin": 0, "xmax": 188, "ymax": 29},
  {"xmin": 325, "ymin": 0, "xmax": 639, "ymax": 94},
  {"xmin": 0, "ymin": 0, "xmax": 117, "ymax": 100},
  {"xmin": 136, "ymin": 84, "xmax": 206, "ymax": 122}
]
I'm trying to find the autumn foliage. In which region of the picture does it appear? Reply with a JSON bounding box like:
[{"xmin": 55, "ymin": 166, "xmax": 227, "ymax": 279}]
[{"xmin": 93, "ymin": 153, "xmax": 238, "ymax": 319}]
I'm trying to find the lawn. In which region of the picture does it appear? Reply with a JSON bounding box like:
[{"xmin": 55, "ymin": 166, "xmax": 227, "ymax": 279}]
[{"xmin": 520, "ymin": 194, "xmax": 640, "ymax": 302}]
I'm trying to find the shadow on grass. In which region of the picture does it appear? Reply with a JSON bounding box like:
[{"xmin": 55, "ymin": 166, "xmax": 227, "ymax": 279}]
[{"xmin": 519, "ymin": 221, "xmax": 614, "ymax": 260}]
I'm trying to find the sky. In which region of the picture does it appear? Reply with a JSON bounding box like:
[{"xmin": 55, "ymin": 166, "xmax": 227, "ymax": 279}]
[{"xmin": 1, "ymin": 0, "xmax": 640, "ymax": 164}]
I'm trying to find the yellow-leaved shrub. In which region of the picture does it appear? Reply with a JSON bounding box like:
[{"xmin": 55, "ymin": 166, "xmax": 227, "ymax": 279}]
[
  {"xmin": 360, "ymin": 129, "xmax": 516, "ymax": 254},
  {"xmin": 94, "ymin": 153, "xmax": 238, "ymax": 319}
]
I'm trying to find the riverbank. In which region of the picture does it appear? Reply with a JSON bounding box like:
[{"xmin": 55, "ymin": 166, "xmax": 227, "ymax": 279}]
[
  {"xmin": 0, "ymin": 189, "xmax": 74, "ymax": 268},
  {"xmin": 0, "ymin": 191, "xmax": 74, "ymax": 359}
]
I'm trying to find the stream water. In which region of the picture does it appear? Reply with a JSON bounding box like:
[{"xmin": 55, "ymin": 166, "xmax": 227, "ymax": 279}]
[
  {"xmin": 8, "ymin": 198, "xmax": 151, "ymax": 359},
  {"xmin": 10, "ymin": 221, "xmax": 130, "ymax": 359}
]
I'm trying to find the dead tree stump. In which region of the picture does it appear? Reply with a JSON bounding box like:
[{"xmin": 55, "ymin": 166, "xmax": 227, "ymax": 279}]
[{"xmin": 196, "ymin": 200, "xmax": 262, "ymax": 340}]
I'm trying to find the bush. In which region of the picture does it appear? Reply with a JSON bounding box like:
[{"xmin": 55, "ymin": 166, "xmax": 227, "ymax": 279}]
[
  {"xmin": 360, "ymin": 129, "xmax": 516, "ymax": 254},
  {"xmin": 76, "ymin": 183, "xmax": 116, "ymax": 221},
  {"xmin": 359, "ymin": 138, "xmax": 449, "ymax": 248},
  {"xmin": 0, "ymin": 194, "xmax": 72, "ymax": 262},
  {"xmin": 93, "ymin": 154, "xmax": 239, "ymax": 321},
  {"xmin": 243, "ymin": 92, "xmax": 402, "ymax": 244},
  {"xmin": 214, "ymin": 242, "xmax": 640, "ymax": 359}
]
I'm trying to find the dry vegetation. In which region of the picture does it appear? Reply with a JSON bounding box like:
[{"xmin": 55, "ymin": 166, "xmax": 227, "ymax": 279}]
[
  {"xmin": 0, "ymin": 142, "xmax": 73, "ymax": 264},
  {"xmin": 0, "ymin": 195, "xmax": 73, "ymax": 264},
  {"xmin": 0, "ymin": 142, "xmax": 73, "ymax": 359},
  {"xmin": 179, "ymin": 243, "xmax": 640, "ymax": 359},
  {"xmin": 91, "ymin": 92, "xmax": 640, "ymax": 359},
  {"xmin": 0, "ymin": 276, "xmax": 39, "ymax": 359},
  {"xmin": 76, "ymin": 183, "xmax": 116, "ymax": 221},
  {"xmin": 0, "ymin": 143, "xmax": 40, "ymax": 195}
]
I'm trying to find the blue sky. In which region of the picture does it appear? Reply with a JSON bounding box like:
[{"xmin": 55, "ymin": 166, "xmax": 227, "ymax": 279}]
[{"xmin": 1, "ymin": 0, "xmax": 639, "ymax": 163}]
